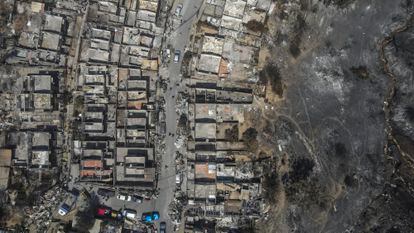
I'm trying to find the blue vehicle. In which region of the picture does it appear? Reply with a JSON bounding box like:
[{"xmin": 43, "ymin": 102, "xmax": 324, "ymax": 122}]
[
  {"xmin": 58, "ymin": 203, "xmax": 71, "ymax": 216},
  {"xmin": 141, "ymin": 211, "xmax": 160, "ymax": 222},
  {"xmin": 160, "ymin": 222, "xmax": 166, "ymax": 233}
]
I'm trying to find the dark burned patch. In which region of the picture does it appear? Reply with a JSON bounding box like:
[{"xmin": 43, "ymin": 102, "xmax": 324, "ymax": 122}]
[
  {"xmin": 387, "ymin": 226, "xmax": 401, "ymax": 233},
  {"xmin": 289, "ymin": 14, "xmax": 307, "ymax": 58},
  {"xmin": 181, "ymin": 51, "xmax": 194, "ymax": 77},
  {"xmin": 178, "ymin": 113, "xmax": 188, "ymax": 127},
  {"xmin": 196, "ymin": 20, "xmax": 218, "ymax": 32},
  {"xmin": 394, "ymin": 132, "xmax": 414, "ymax": 157},
  {"xmin": 335, "ymin": 142, "xmax": 347, "ymax": 157},
  {"xmin": 344, "ymin": 174, "xmax": 358, "ymax": 187},
  {"xmin": 263, "ymin": 170, "xmax": 282, "ymax": 204},
  {"xmin": 242, "ymin": 127, "xmax": 258, "ymax": 151},
  {"xmin": 350, "ymin": 66, "xmax": 370, "ymax": 79},
  {"xmin": 404, "ymin": 106, "xmax": 414, "ymax": 123},
  {"xmin": 245, "ymin": 20, "xmax": 266, "ymax": 33},
  {"xmin": 259, "ymin": 64, "xmax": 284, "ymax": 97},
  {"xmin": 285, "ymin": 177, "xmax": 331, "ymax": 210},
  {"xmin": 321, "ymin": 0, "xmax": 355, "ymax": 8},
  {"xmin": 288, "ymin": 157, "xmax": 315, "ymax": 183},
  {"xmin": 225, "ymin": 124, "xmax": 239, "ymax": 142},
  {"xmin": 393, "ymin": 27, "xmax": 414, "ymax": 67},
  {"xmin": 73, "ymin": 95, "xmax": 84, "ymax": 117},
  {"xmin": 193, "ymin": 219, "xmax": 216, "ymax": 232},
  {"xmin": 62, "ymin": 90, "xmax": 73, "ymax": 105},
  {"xmin": 273, "ymin": 30, "xmax": 288, "ymax": 46},
  {"xmin": 354, "ymin": 151, "xmax": 414, "ymax": 232},
  {"xmin": 0, "ymin": 2, "xmax": 13, "ymax": 32}
]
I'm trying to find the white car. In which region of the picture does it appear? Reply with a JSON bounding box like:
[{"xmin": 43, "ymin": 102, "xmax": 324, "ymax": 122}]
[
  {"xmin": 174, "ymin": 50, "xmax": 181, "ymax": 63},
  {"xmin": 176, "ymin": 173, "xmax": 181, "ymax": 184},
  {"xmin": 165, "ymin": 49, "xmax": 171, "ymax": 58},
  {"xmin": 117, "ymin": 194, "xmax": 132, "ymax": 201},
  {"xmin": 122, "ymin": 209, "xmax": 137, "ymax": 220},
  {"xmin": 175, "ymin": 4, "xmax": 183, "ymax": 16}
]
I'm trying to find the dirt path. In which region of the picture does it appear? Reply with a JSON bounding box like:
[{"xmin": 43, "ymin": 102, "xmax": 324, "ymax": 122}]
[
  {"xmin": 379, "ymin": 15, "xmax": 414, "ymax": 166},
  {"xmin": 253, "ymin": 96, "xmax": 331, "ymax": 174}
]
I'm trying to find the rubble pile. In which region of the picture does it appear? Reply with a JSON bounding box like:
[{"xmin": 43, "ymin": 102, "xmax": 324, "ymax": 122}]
[
  {"xmin": 168, "ymin": 191, "xmax": 187, "ymax": 224},
  {"xmin": 23, "ymin": 187, "xmax": 65, "ymax": 231}
]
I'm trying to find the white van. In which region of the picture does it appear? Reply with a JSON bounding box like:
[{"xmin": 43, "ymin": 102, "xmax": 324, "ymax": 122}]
[{"xmin": 122, "ymin": 209, "xmax": 137, "ymax": 220}]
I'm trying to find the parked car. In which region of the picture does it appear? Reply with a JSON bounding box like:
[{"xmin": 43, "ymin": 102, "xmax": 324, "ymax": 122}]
[
  {"xmin": 141, "ymin": 211, "xmax": 160, "ymax": 222},
  {"xmin": 96, "ymin": 206, "xmax": 122, "ymax": 220},
  {"xmin": 57, "ymin": 192, "xmax": 77, "ymax": 216},
  {"xmin": 133, "ymin": 195, "xmax": 144, "ymax": 203},
  {"xmin": 174, "ymin": 50, "xmax": 181, "ymax": 63},
  {"xmin": 71, "ymin": 188, "xmax": 80, "ymax": 197},
  {"xmin": 96, "ymin": 207, "xmax": 111, "ymax": 217},
  {"xmin": 117, "ymin": 193, "xmax": 132, "ymax": 201},
  {"xmin": 58, "ymin": 203, "xmax": 71, "ymax": 216},
  {"xmin": 111, "ymin": 210, "xmax": 123, "ymax": 220},
  {"xmin": 164, "ymin": 49, "xmax": 171, "ymax": 58},
  {"xmin": 97, "ymin": 188, "xmax": 115, "ymax": 198},
  {"xmin": 159, "ymin": 222, "xmax": 166, "ymax": 233},
  {"xmin": 175, "ymin": 4, "xmax": 183, "ymax": 16},
  {"xmin": 175, "ymin": 173, "xmax": 182, "ymax": 185},
  {"xmin": 122, "ymin": 209, "xmax": 137, "ymax": 220}
]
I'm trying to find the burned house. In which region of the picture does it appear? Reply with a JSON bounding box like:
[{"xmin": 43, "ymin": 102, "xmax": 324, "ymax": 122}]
[
  {"xmin": 182, "ymin": 0, "xmax": 272, "ymax": 230},
  {"xmin": 75, "ymin": 0, "xmax": 161, "ymax": 189},
  {"xmin": 186, "ymin": 0, "xmax": 271, "ymax": 82},
  {"xmin": 79, "ymin": 0, "xmax": 162, "ymax": 68},
  {"xmin": 184, "ymin": 80, "xmax": 262, "ymax": 230},
  {"xmin": 0, "ymin": 149, "xmax": 12, "ymax": 191},
  {"xmin": 73, "ymin": 0, "xmax": 162, "ymax": 190},
  {"xmin": 5, "ymin": 1, "xmax": 87, "ymax": 66},
  {"xmin": 5, "ymin": 131, "xmax": 58, "ymax": 169},
  {"xmin": 0, "ymin": 68, "xmax": 64, "ymax": 191},
  {"xmin": 115, "ymin": 147, "xmax": 155, "ymax": 188},
  {"xmin": 76, "ymin": 65, "xmax": 156, "ymax": 190}
]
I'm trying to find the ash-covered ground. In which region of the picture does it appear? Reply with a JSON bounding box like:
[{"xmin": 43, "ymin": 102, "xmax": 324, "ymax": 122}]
[{"xmin": 254, "ymin": 1, "xmax": 414, "ymax": 232}]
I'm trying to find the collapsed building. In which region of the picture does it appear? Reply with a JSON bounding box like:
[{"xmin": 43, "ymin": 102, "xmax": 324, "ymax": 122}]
[
  {"xmin": 186, "ymin": 0, "xmax": 271, "ymax": 83},
  {"xmin": 5, "ymin": 1, "xmax": 87, "ymax": 66},
  {"xmin": 0, "ymin": 0, "xmax": 91, "ymax": 190},
  {"xmin": 184, "ymin": 81, "xmax": 262, "ymax": 231},
  {"xmin": 0, "ymin": 68, "xmax": 65, "ymax": 192},
  {"xmin": 0, "ymin": 0, "xmax": 163, "ymax": 230},
  {"xmin": 75, "ymin": 66, "xmax": 157, "ymax": 189},
  {"xmin": 73, "ymin": 0, "xmax": 162, "ymax": 191},
  {"xmin": 182, "ymin": 0, "xmax": 272, "ymax": 231}
]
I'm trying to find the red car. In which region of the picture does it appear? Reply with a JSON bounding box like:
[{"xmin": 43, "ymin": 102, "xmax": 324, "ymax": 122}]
[
  {"xmin": 96, "ymin": 207, "xmax": 111, "ymax": 217},
  {"xmin": 96, "ymin": 206, "xmax": 122, "ymax": 220}
]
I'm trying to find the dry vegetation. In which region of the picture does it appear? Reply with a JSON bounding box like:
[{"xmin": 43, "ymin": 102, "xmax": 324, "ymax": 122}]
[
  {"xmin": 245, "ymin": 20, "xmax": 266, "ymax": 33},
  {"xmin": 0, "ymin": 2, "xmax": 13, "ymax": 33},
  {"xmin": 12, "ymin": 14, "xmax": 28, "ymax": 33}
]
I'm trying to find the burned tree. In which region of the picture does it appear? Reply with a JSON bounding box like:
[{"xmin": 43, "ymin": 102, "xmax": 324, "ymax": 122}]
[{"xmin": 242, "ymin": 128, "xmax": 259, "ymax": 152}]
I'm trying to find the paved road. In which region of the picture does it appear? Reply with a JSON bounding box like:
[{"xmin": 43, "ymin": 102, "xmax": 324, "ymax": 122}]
[{"xmin": 154, "ymin": 0, "xmax": 204, "ymax": 231}]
